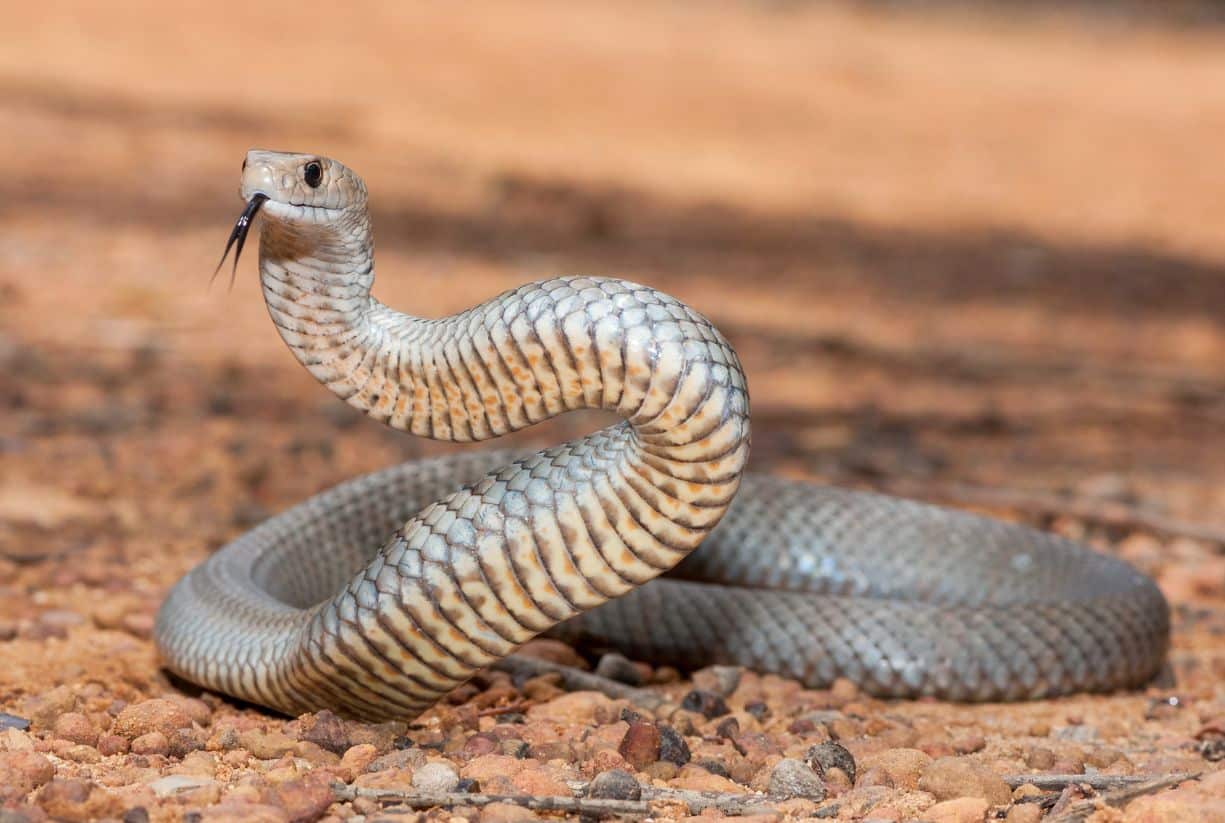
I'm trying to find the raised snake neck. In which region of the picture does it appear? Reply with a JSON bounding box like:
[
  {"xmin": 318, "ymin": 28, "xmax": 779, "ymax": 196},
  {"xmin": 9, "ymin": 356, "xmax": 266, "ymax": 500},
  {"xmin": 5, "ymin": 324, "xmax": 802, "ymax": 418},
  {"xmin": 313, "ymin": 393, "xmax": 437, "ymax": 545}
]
[{"xmin": 155, "ymin": 151, "xmax": 1169, "ymax": 720}]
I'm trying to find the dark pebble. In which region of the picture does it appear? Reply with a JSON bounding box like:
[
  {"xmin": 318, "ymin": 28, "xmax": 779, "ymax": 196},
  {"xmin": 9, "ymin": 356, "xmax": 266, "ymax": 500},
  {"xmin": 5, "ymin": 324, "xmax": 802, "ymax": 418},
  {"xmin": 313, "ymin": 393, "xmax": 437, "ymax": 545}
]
[
  {"xmin": 456, "ymin": 778, "xmax": 479, "ymax": 793},
  {"xmin": 122, "ymin": 808, "xmax": 151, "ymax": 823},
  {"xmin": 302, "ymin": 709, "xmax": 350, "ymax": 754},
  {"xmin": 658, "ymin": 725, "xmax": 691, "ymax": 766},
  {"xmin": 695, "ymin": 758, "xmax": 730, "ymax": 778},
  {"xmin": 681, "ymin": 689, "xmax": 730, "ymax": 719},
  {"xmin": 588, "ymin": 768, "xmax": 642, "ymax": 801},
  {"xmin": 496, "ymin": 712, "xmax": 526, "ymax": 725},
  {"xmin": 595, "ymin": 653, "xmax": 646, "ymax": 686},
  {"xmin": 715, "ymin": 717, "xmax": 740, "ymax": 739},
  {"xmin": 805, "ymin": 741, "xmax": 857, "ymax": 784},
  {"xmin": 0, "ymin": 713, "xmax": 30, "ymax": 731},
  {"xmin": 745, "ymin": 701, "xmax": 770, "ymax": 720},
  {"xmin": 619, "ymin": 707, "xmax": 646, "ymax": 725}
]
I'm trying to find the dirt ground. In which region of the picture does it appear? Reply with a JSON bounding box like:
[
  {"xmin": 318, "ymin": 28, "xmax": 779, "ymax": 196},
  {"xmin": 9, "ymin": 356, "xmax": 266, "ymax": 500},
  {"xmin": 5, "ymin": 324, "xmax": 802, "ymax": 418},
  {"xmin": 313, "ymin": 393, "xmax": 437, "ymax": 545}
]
[{"xmin": 2, "ymin": 2, "xmax": 1224, "ymax": 821}]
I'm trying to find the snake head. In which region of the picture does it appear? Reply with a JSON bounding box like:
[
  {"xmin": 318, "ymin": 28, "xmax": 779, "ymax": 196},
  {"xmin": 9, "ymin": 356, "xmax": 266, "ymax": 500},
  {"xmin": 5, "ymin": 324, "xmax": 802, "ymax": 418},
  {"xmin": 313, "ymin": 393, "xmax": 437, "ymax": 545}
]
[{"xmin": 214, "ymin": 151, "xmax": 368, "ymax": 286}]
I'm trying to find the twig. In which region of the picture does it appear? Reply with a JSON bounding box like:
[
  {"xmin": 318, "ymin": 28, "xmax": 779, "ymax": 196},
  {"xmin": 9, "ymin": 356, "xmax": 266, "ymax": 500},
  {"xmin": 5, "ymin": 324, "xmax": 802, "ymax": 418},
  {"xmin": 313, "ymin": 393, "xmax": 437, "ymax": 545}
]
[
  {"xmin": 1043, "ymin": 770, "xmax": 1202, "ymax": 823},
  {"xmin": 879, "ymin": 479, "xmax": 1225, "ymax": 546},
  {"xmin": 492, "ymin": 653, "xmax": 668, "ymax": 712},
  {"xmin": 333, "ymin": 784, "xmax": 646, "ymax": 818},
  {"xmin": 1002, "ymin": 772, "xmax": 1197, "ymax": 791}
]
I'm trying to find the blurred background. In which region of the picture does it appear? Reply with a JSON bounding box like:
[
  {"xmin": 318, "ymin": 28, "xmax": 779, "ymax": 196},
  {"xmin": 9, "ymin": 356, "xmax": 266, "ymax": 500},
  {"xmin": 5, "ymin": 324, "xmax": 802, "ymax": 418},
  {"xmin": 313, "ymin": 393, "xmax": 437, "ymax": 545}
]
[{"xmin": 1, "ymin": 2, "xmax": 1223, "ymax": 620}]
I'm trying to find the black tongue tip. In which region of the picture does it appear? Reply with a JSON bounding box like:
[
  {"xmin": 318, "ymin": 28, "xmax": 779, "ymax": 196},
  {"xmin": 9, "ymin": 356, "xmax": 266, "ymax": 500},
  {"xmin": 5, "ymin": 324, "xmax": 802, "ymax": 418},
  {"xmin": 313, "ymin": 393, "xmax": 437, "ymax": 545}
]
[{"xmin": 211, "ymin": 193, "xmax": 269, "ymax": 289}]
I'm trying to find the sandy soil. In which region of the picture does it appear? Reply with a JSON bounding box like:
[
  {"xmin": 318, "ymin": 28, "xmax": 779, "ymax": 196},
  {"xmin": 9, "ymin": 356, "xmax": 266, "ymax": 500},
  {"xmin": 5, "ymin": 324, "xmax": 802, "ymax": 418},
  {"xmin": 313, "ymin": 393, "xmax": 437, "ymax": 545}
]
[{"xmin": 1, "ymin": 1, "xmax": 1223, "ymax": 820}]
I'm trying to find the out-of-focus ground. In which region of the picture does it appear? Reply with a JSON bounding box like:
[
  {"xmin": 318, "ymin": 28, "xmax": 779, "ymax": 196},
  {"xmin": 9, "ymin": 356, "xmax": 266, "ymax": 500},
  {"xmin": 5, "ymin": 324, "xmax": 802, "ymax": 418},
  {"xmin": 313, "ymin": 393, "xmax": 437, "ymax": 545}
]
[{"xmin": 1, "ymin": 2, "xmax": 1224, "ymax": 821}]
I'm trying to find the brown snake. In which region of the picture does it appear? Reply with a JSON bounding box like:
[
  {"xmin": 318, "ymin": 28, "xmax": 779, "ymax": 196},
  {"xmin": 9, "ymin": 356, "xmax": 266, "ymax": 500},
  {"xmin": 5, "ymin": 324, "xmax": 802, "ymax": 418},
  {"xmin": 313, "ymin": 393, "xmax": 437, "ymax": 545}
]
[{"xmin": 154, "ymin": 151, "xmax": 1169, "ymax": 721}]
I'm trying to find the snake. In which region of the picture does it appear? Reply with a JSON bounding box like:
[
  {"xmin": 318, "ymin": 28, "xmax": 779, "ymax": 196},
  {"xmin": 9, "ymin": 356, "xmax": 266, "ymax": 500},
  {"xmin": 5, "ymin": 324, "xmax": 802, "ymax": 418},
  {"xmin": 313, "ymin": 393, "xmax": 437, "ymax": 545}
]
[{"xmin": 154, "ymin": 151, "xmax": 1170, "ymax": 721}]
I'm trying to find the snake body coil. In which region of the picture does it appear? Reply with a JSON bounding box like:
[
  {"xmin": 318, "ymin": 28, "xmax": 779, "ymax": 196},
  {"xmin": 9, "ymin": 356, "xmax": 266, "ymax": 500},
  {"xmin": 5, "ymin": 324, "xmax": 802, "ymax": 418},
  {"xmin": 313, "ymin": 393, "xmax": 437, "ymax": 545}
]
[{"xmin": 155, "ymin": 152, "xmax": 1169, "ymax": 720}]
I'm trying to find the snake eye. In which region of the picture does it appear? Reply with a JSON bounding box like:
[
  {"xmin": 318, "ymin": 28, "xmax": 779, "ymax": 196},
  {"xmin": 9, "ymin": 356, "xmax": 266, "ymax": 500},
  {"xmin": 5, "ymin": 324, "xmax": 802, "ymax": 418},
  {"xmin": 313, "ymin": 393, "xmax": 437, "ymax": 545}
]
[{"xmin": 304, "ymin": 161, "xmax": 323, "ymax": 188}]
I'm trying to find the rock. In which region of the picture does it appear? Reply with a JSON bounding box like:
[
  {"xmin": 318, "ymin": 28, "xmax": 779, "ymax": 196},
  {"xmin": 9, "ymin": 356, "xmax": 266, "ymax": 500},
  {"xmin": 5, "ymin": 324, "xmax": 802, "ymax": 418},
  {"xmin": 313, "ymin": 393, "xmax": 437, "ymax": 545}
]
[
  {"xmin": 767, "ymin": 758, "xmax": 826, "ymax": 800},
  {"xmin": 918, "ymin": 757, "xmax": 1011, "ymax": 805},
  {"xmin": 267, "ymin": 773, "xmax": 334, "ymax": 823},
  {"xmin": 526, "ymin": 691, "xmax": 620, "ymax": 725},
  {"xmin": 36, "ymin": 779, "xmax": 122, "ymax": 822},
  {"xmin": 0, "ymin": 751, "xmax": 55, "ymax": 803},
  {"xmin": 855, "ymin": 767, "xmax": 895, "ymax": 789},
  {"xmin": 924, "ymin": 796, "xmax": 990, "ymax": 823},
  {"xmin": 860, "ymin": 749, "xmax": 932, "ymax": 790},
  {"xmin": 1024, "ymin": 746, "xmax": 1056, "ymax": 770},
  {"xmin": 1004, "ymin": 804, "xmax": 1042, "ymax": 823},
  {"xmin": 344, "ymin": 720, "xmax": 405, "ymax": 754},
  {"xmin": 692, "ymin": 665, "xmax": 743, "ymax": 697},
  {"xmin": 618, "ymin": 722, "xmax": 661, "ymax": 770},
  {"xmin": 479, "ymin": 802, "xmax": 537, "ymax": 822},
  {"xmin": 0, "ymin": 713, "xmax": 30, "ymax": 732},
  {"xmin": 339, "ymin": 743, "xmax": 377, "ymax": 775},
  {"xmin": 671, "ymin": 764, "xmax": 743, "ymax": 793},
  {"xmin": 293, "ymin": 710, "xmax": 349, "ymax": 755},
  {"xmin": 198, "ymin": 801, "xmax": 290, "ymax": 823},
  {"xmin": 51, "ymin": 713, "xmax": 97, "ymax": 747},
  {"xmin": 20, "ymin": 686, "xmax": 77, "ymax": 730},
  {"xmin": 829, "ymin": 678, "xmax": 860, "ymax": 707},
  {"xmin": 168, "ymin": 727, "xmax": 206, "ymax": 757},
  {"xmin": 111, "ymin": 699, "xmax": 192, "ymax": 741},
  {"xmin": 462, "ymin": 733, "xmax": 499, "ymax": 759},
  {"xmin": 240, "ymin": 729, "xmax": 298, "ymax": 760},
  {"xmin": 61, "ymin": 744, "xmax": 100, "ymax": 763},
  {"xmin": 594, "ymin": 653, "xmax": 647, "ymax": 686},
  {"xmin": 412, "ymin": 762, "xmax": 460, "ymax": 794},
  {"xmin": 0, "ymin": 728, "xmax": 35, "ymax": 751},
  {"xmin": 805, "ymin": 741, "xmax": 856, "ymax": 784},
  {"xmin": 130, "ymin": 732, "xmax": 169, "ymax": 756},
  {"xmin": 588, "ymin": 768, "xmax": 642, "ymax": 800},
  {"xmin": 165, "ymin": 695, "xmax": 213, "ymax": 727},
  {"xmin": 148, "ymin": 775, "xmax": 218, "ymax": 798},
  {"xmin": 680, "ymin": 689, "xmax": 730, "ymax": 719},
  {"xmin": 952, "ymin": 735, "xmax": 986, "ymax": 754},
  {"xmin": 658, "ymin": 725, "xmax": 691, "ymax": 766},
  {"xmin": 97, "ymin": 734, "xmax": 128, "ymax": 756}
]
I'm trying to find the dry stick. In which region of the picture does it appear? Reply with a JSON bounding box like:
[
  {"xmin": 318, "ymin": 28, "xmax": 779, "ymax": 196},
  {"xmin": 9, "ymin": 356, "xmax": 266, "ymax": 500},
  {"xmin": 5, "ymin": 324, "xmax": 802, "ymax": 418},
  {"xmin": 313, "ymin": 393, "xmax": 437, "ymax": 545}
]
[
  {"xmin": 880, "ymin": 479, "xmax": 1225, "ymax": 546},
  {"xmin": 492, "ymin": 654, "xmax": 668, "ymax": 712},
  {"xmin": 1002, "ymin": 772, "xmax": 1198, "ymax": 791},
  {"xmin": 1043, "ymin": 771, "xmax": 1203, "ymax": 823}
]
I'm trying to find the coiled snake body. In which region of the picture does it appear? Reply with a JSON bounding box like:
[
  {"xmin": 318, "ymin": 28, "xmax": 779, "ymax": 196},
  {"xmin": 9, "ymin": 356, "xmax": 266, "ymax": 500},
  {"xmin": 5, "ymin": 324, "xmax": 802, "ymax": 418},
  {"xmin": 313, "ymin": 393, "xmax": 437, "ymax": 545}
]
[{"xmin": 155, "ymin": 152, "xmax": 1169, "ymax": 720}]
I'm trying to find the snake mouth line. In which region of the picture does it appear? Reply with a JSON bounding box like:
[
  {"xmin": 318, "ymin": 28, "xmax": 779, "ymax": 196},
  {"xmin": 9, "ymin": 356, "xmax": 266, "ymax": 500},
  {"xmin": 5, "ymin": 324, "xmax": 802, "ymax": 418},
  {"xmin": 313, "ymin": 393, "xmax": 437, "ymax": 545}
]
[{"xmin": 212, "ymin": 193, "xmax": 268, "ymax": 289}]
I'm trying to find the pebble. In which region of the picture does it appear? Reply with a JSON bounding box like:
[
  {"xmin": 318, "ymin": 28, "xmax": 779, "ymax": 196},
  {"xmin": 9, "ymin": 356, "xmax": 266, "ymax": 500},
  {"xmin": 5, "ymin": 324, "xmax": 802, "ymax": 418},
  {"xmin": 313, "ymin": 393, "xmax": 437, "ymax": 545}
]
[
  {"xmin": 594, "ymin": 653, "xmax": 647, "ymax": 686},
  {"xmin": 918, "ymin": 757, "xmax": 1011, "ymax": 805},
  {"xmin": 111, "ymin": 700, "xmax": 191, "ymax": 741},
  {"xmin": 1004, "ymin": 804, "xmax": 1043, "ymax": 823},
  {"xmin": 923, "ymin": 796, "xmax": 990, "ymax": 823},
  {"xmin": 588, "ymin": 768, "xmax": 642, "ymax": 800},
  {"xmin": 97, "ymin": 735, "xmax": 128, "ymax": 756},
  {"xmin": 37, "ymin": 778, "xmax": 123, "ymax": 821},
  {"xmin": 239, "ymin": 729, "xmax": 297, "ymax": 760},
  {"xmin": 671, "ymin": 763, "xmax": 743, "ymax": 793},
  {"xmin": 526, "ymin": 692, "xmax": 620, "ymax": 725},
  {"xmin": 412, "ymin": 762, "xmax": 460, "ymax": 794},
  {"xmin": 479, "ymin": 801, "xmax": 538, "ymax": 822},
  {"xmin": 61, "ymin": 744, "xmax": 101, "ymax": 763},
  {"xmin": 51, "ymin": 713, "xmax": 97, "ymax": 747},
  {"xmin": 767, "ymin": 758, "xmax": 826, "ymax": 800},
  {"xmin": 859, "ymin": 749, "xmax": 932, "ymax": 790},
  {"xmin": 805, "ymin": 741, "xmax": 857, "ymax": 784},
  {"xmin": 691, "ymin": 665, "xmax": 743, "ymax": 697},
  {"xmin": 20, "ymin": 686, "xmax": 77, "ymax": 730},
  {"xmin": 130, "ymin": 732, "xmax": 169, "ymax": 757},
  {"xmin": 658, "ymin": 724, "xmax": 691, "ymax": 766},
  {"xmin": 618, "ymin": 722, "xmax": 660, "ymax": 770},
  {"xmin": 148, "ymin": 775, "xmax": 217, "ymax": 798},
  {"xmin": 1024, "ymin": 745, "xmax": 1057, "ymax": 770},
  {"xmin": 680, "ymin": 690, "xmax": 730, "ymax": 719},
  {"xmin": 294, "ymin": 710, "xmax": 349, "ymax": 755},
  {"xmin": 0, "ymin": 751, "xmax": 55, "ymax": 803},
  {"xmin": 266, "ymin": 773, "xmax": 334, "ymax": 823},
  {"xmin": 0, "ymin": 714, "xmax": 30, "ymax": 732}
]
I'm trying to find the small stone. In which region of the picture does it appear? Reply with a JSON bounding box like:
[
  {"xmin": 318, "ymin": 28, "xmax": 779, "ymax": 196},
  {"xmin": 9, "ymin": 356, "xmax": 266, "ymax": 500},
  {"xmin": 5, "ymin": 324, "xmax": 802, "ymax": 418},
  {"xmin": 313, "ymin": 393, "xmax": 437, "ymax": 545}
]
[
  {"xmin": 97, "ymin": 735, "xmax": 128, "ymax": 756},
  {"xmin": 123, "ymin": 807, "xmax": 151, "ymax": 823},
  {"xmin": 860, "ymin": 749, "xmax": 932, "ymax": 790},
  {"xmin": 515, "ymin": 638, "xmax": 588, "ymax": 668},
  {"xmin": 918, "ymin": 757, "xmax": 1011, "ymax": 805},
  {"xmin": 61, "ymin": 744, "xmax": 101, "ymax": 763},
  {"xmin": 805, "ymin": 741, "xmax": 857, "ymax": 784},
  {"xmin": 691, "ymin": 665, "xmax": 743, "ymax": 697},
  {"xmin": 671, "ymin": 763, "xmax": 742, "ymax": 793},
  {"xmin": 479, "ymin": 801, "xmax": 537, "ymax": 822},
  {"xmin": 20, "ymin": 686, "xmax": 77, "ymax": 730},
  {"xmin": 165, "ymin": 695, "xmax": 213, "ymax": 728},
  {"xmin": 168, "ymin": 727, "xmax": 206, "ymax": 757},
  {"xmin": 1024, "ymin": 746, "xmax": 1057, "ymax": 770},
  {"xmin": 594, "ymin": 653, "xmax": 646, "ymax": 686},
  {"xmin": 526, "ymin": 691, "xmax": 620, "ymax": 725},
  {"xmin": 267, "ymin": 773, "xmax": 333, "ymax": 823},
  {"xmin": 112, "ymin": 700, "xmax": 192, "ymax": 741},
  {"xmin": 462, "ymin": 733, "xmax": 499, "ymax": 759},
  {"xmin": 1005, "ymin": 804, "xmax": 1042, "ymax": 823},
  {"xmin": 588, "ymin": 768, "xmax": 641, "ymax": 800},
  {"xmin": 295, "ymin": 710, "xmax": 349, "ymax": 755},
  {"xmin": 339, "ymin": 743, "xmax": 377, "ymax": 775},
  {"xmin": 0, "ymin": 713, "xmax": 30, "ymax": 732},
  {"xmin": 618, "ymin": 722, "xmax": 661, "ymax": 771},
  {"xmin": 829, "ymin": 678, "xmax": 860, "ymax": 706},
  {"xmin": 148, "ymin": 775, "xmax": 218, "ymax": 798},
  {"xmin": 412, "ymin": 762, "xmax": 460, "ymax": 794},
  {"xmin": 52, "ymin": 713, "xmax": 97, "ymax": 747},
  {"xmin": 0, "ymin": 750, "xmax": 55, "ymax": 803},
  {"xmin": 952, "ymin": 735, "xmax": 986, "ymax": 754},
  {"xmin": 658, "ymin": 725, "xmax": 691, "ymax": 767},
  {"xmin": 924, "ymin": 796, "xmax": 990, "ymax": 823},
  {"xmin": 767, "ymin": 758, "xmax": 826, "ymax": 800},
  {"xmin": 744, "ymin": 701, "xmax": 769, "ymax": 721},
  {"xmin": 130, "ymin": 732, "xmax": 169, "ymax": 756},
  {"xmin": 856, "ymin": 767, "xmax": 895, "ymax": 789},
  {"xmin": 680, "ymin": 690, "xmax": 730, "ymax": 719},
  {"xmin": 239, "ymin": 729, "xmax": 297, "ymax": 760},
  {"xmin": 37, "ymin": 778, "xmax": 122, "ymax": 822},
  {"xmin": 715, "ymin": 717, "xmax": 740, "ymax": 739}
]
